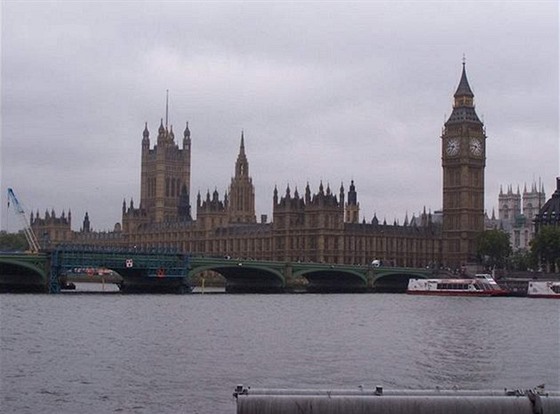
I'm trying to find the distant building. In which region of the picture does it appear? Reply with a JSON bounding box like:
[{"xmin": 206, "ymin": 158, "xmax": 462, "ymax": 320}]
[
  {"xmin": 32, "ymin": 63, "xmax": 496, "ymax": 269},
  {"xmin": 534, "ymin": 177, "xmax": 560, "ymax": 231},
  {"xmin": 485, "ymin": 182, "xmax": 546, "ymax": 251},
  {"xmin": 122, "ymin": 119, "xmax": 192, "ymax": 229},
  {"xmin": 30, "ymin": 209, "xmax": 72, "ymax": 246}
]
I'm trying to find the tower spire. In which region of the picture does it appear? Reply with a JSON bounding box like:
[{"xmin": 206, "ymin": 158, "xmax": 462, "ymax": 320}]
[
  {"xmin": 165, "ymin": 89, "xmax": 169, "ymax": 130},
  {"xmin": 454, "ymin": 58, "xmax": 474, "ymax": 99},
  {"xmin": 445, "ymin": 59, "xmax": 480, "ymax": 125},
  {"xmin": 235, "ymin": 131, "xmax": 248, "ymax": 176},
  {"xmin": 441, "ymin": 61, "xmax": 486, "ymax": 267},
  {"xmin": 228, "ymin": 130, "xmax": 256, "ymax": 223}
]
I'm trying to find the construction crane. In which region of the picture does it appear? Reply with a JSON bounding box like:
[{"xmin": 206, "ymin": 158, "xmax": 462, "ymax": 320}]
[{"xmin": 7, "ymin": 188, "xmax": 41, "ymax": 253}]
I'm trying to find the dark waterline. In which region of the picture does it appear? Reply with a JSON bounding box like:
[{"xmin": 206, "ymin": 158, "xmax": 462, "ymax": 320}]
[{"xmin": 1, "ymin": 293, "xmax": 559, "ymax": 414}]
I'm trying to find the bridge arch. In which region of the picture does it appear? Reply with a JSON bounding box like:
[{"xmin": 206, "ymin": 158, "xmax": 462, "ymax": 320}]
[
  {"xmin": 293, "ymin": 268, "xmax": 368, "ymax": 293},
  {"xmin": 189, "ymin": 259, "xmax": 286, "ymax": 293},
  {"xmin": 372, "ymin": 268, "xmax": 431, "ymax": 293},
  {"xmin": 0, "ymin": 255, "xmax": 49, "ymax": 292}
]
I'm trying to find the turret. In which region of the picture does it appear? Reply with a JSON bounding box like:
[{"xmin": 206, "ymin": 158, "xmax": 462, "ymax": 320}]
[
  {"xmin": 305, "ymin": 183, "xmax": 311, "ymax": 204},
  {"xmin": 169, "ymin": 125, "xmax": 175, "ymax": 142},
  {"xmin": 177, "ymin": 184, "xmax": 192, "ymax": 221},
  {"xmin": 82, "ymin": 212, "xmax": 91, "ymax": 232},
  {"xmin": 183, "ymin": 121, "xmax": 191, "ymax": 150},
  {"xmin": 157, "ymin": 118, "xmax": 166, "ymax": 143},
  {"xmin": 142, "ymin": 122, "xmax": 150, "ymax": 149},
  {"xmin": 345, "ymin": 180, "xmax": 360, "ymax": 224},
  {"xmin": 347, "ymin": 180, "xmax": 357, "ymax": 205}
]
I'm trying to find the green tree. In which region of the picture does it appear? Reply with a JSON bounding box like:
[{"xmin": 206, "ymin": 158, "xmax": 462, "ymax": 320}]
[
  {"xmin": 0, "ymin": 231, "xmax": 28, "ymax": 252},
  {"xmin": 508, "ymin": 249, "xmax": 535, "ymax": 271},
  {"xmin": 531, "ymin": 226, "xmax": 560, "ymax": 273},
  {"xmin": 476, "ymin": 229, "xmax": 512, "ymax": 269}
]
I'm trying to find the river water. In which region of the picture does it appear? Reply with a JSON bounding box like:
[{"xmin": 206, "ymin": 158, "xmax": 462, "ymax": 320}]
[{"xmin": 1, "ymin": 288, "xmax": 559, "ymax": 413}]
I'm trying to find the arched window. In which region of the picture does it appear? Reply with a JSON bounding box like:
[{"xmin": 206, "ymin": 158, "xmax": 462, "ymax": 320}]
[
  {"xmin": 526, "ymin": 203, "xmax": 533, "ymax": 219},
  {"xmin": 502, "ymin": 205, "xmax": 509, "ymax": 219}
]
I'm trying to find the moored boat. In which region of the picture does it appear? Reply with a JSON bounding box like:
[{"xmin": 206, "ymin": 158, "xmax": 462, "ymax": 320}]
[
  {"xmin": 527, "ymin": 281, "xmax": 560, "ymax": 298},
  {"xmin": 407, "ymin": 274, "xmax": 508, "ymax": 296}
]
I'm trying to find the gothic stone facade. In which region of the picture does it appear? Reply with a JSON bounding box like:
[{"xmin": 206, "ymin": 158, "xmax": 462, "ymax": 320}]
[
  {"xmin": 32, "ymin": 64, "xmax": 494, "ymax": 268},
  {"xmin": 118, "ymin": 132, "xmax": 442, "ymax": 267},
  {"xmin": 441, "ymin": 62, "xmax": 486, "ymax": 267},
  {"xmin": 33, "ymin": 129, "xmax": 442, "ymax": 267},
  {"xmin": 485, "ymin": 183, "xmax": 546, "ymax": 251}
]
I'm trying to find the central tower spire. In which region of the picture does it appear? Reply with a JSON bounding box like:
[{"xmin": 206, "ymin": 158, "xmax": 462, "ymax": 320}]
[
  {"xmin": 235, "ymin": 130, "xmax": 249, "ymax": 177},
  {"xmin": 228, "ymin": 131, "xmax": 256, "ymax": 223}
]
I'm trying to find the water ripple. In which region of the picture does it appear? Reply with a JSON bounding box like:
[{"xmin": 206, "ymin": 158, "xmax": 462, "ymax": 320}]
[{"xmin": 1, "ymin": 293, "xmax": 558, "ymax": 413}]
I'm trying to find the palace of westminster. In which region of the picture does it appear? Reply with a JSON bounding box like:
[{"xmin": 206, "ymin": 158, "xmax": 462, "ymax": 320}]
[{"xmin": 30, "ymin": 64, "xmax": 555, "ymax": 268}]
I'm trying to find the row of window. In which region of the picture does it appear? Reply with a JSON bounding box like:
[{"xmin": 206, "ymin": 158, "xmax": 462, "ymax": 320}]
[
  {"xmin": 123, "ymin": 233, "xmax": 440, "ymax": 265},
  {"xmin": 445, "ymin": 169, "xmax": 481, "ymax": 187},
  {"xmin": 436, "ymin": 283, "xmax": 475, "ymax": 290},
  {"xmin": 144, "ymin": 177, "xmax": 186, "ymax": 198},
  {"xmin": 444, "ymin": 215, "xmax": 482, "ymax": 231}
]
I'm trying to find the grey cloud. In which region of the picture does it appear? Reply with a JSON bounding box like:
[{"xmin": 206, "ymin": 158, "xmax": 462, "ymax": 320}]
[{"xmin": 1, "ymin": 1, "xmax": 557, "ymax": 231}]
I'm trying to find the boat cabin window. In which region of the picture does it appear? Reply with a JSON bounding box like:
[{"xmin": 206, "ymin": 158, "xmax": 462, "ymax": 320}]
[
  {"xmin": 551, "ymin": 284, "xmax": 560, "ymax": 294},
  {"xmin": 437, "ymin": 283, "xmax": 469, "ymax": 290}
]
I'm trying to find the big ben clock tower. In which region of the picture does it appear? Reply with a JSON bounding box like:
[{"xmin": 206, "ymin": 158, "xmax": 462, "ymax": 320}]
[{"xmin": 441, "ymin": 61, "xmax": 486, "ymax": 268}]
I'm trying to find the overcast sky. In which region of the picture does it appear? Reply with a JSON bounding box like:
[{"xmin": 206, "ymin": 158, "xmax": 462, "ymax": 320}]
[{"xmin": 1, "ymin": 1, "xmax": 558, "ymax": 232}]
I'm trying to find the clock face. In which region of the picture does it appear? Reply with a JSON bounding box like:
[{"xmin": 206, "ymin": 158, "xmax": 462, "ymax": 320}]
[
  {"xmin": 469, "ymin": 138, "xmax": 483, "ymax": 156},
  {"xmin": 446, "ymin": 138, "xmax": 460, "ymax": 156}
]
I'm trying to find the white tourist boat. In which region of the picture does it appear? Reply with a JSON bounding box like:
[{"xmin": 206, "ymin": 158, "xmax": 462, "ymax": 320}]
[
  {"xmin": 407, "ymin": 274, "xmax": 508, "ymax": 296},
  {"xmin": 527, "ymin": 281, "xmax": 560, "ymax": 298}
]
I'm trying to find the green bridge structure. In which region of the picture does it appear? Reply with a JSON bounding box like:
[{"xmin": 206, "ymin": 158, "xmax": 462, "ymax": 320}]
[{"xmin": 0, "ymin": 246, "xmax": 437, "ymax": 294}]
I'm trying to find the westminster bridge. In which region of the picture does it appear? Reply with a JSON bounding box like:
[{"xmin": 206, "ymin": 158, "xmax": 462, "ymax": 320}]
[{"xmin": 0, "ymin": 247, "xmax": 437, "ymax": 294}]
